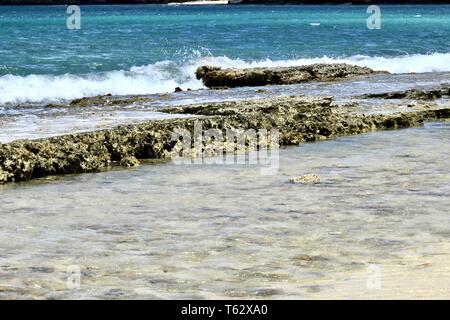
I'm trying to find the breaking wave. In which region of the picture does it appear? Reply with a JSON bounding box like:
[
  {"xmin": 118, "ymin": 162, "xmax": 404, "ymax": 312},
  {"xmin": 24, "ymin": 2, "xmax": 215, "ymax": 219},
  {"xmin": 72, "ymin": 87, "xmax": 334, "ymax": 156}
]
[{"xmin": 1, "ymin": 52, "xmax": 449, "ymax": 104}]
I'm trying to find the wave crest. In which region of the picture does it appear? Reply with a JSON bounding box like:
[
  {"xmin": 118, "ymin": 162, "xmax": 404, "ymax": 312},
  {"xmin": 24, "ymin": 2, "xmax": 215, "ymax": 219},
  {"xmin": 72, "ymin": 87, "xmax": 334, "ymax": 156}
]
[{"xmin": 1, "ymin": 52, "xmax": 449, "ymax": 104}]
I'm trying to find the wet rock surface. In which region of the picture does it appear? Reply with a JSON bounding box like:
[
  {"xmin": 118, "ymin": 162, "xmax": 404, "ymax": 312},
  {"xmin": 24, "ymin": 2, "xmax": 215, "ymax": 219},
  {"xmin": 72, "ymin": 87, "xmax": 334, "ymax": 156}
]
[
  {"xmin": 46, "ymin": 94, "xmax": 166, "ymax": 109},
  {"xmin": 359, "ymin": 86, "xmax": 450, "ymax": 101},
  {"xmin": 1, "ymin": 95, "xmax": 449, "ymax": 184},
  {"xmin": 289, "ymin": 174, "xmax": 321, "ymax": 184},
  {"xmin": 120, "ymin": 156, "xmax": 141, "ymax": 167},
  {"xmin": 196, "ymin": 63, "xmax": 386, "ymax": 88}
]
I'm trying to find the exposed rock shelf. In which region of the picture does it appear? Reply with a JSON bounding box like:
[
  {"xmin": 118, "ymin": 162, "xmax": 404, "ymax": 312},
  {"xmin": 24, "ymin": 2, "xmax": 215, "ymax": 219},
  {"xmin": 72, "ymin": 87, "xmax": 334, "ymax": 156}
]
[
  {"xmin": 1, "ymin": 95, "xmax": 448, "ymax": 184},
  {"xmin": 196, "ymin": 63, "xmax": 387, "ymax": 88}
]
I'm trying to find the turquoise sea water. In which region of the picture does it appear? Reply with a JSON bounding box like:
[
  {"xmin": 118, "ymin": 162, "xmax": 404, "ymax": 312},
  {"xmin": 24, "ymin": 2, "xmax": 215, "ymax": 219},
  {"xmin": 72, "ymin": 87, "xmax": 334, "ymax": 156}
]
[{"xmin": 0, "ymin": 5, "xmax": 449, "ymax": 103}]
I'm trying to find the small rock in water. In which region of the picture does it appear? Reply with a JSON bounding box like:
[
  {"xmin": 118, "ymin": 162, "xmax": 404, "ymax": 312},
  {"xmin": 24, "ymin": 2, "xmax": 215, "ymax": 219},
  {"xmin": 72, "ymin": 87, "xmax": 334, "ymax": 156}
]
[
  {"xmin": 120, "ymin": 156, "xmax": 140, "ymax": 167},
  {"xmin": 174, "ymin": 87, "xmax": 183, "ymax": 93},
  {"xmin": 254, "ymin": 288, "xmax": 282, "ymax": 297},
  {"xmin": 289, "ymin": 174, "xmax": 320, "ymax": 184}
]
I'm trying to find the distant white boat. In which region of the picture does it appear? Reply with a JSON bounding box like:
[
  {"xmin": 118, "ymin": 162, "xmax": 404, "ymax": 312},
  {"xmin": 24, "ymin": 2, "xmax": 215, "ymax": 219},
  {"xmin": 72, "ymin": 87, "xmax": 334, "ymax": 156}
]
[{"xmin": 168, "ymin": 0, "xmax": 230, "ymax": 5}]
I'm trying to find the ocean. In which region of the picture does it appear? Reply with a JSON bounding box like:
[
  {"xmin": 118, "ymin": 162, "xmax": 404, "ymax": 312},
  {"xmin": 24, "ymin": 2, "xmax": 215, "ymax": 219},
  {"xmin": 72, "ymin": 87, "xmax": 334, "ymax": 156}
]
[
  {"xmin": 1, "ymin": 4, "xmax": 450, "ymax": 300},
  {"xmin": 0, "ymin": 4, "xmax": 449, "ymax": 104}
]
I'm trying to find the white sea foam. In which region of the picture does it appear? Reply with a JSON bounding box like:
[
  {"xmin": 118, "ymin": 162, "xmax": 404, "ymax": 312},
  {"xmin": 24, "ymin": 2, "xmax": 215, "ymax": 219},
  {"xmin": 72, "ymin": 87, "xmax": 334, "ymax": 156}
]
[
  {"xmin": 201, "ymin": 52, "xmax": 450, "ymax": 74},
  {"xmin": 1, "ymin": 52, "xmax": 449, "ymax": 104}
]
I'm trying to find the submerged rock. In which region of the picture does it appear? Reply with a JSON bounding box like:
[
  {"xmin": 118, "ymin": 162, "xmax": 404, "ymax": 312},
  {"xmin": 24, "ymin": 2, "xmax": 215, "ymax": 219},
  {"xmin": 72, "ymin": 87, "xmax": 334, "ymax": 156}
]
[
  {"xmin": 359, "ymin": 86, "xmax": 450, "ymax": 101},
  {"xmin": 69, "ymin": 94, "xmax": 113, "ymax": 107},
  {"xmin": 59, "ymin": 94, "xmax": 157, "ymax": 108},
  {"xmin": 196, "ymin": 63, "xmax": 386, "ymax": 88},
  {"xmin": 289, "ymin": 174, "xmax": 321, "ymax": 184}
]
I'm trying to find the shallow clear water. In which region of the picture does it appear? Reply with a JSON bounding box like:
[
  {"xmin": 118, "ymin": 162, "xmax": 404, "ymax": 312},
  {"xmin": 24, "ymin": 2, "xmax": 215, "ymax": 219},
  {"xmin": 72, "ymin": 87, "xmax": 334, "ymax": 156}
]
[
  {"xmin": 0, "ymin": 5, "xmax": 450, "ymax": 104},
  {"xmin": 1, "ymin": 121, "xmax": 449, "ymax": 299}
]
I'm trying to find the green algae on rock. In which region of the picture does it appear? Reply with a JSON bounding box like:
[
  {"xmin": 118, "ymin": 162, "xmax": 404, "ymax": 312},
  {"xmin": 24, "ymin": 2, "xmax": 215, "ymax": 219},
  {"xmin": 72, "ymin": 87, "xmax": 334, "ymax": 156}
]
[
  {"xmin": 196, "ymin": 63, "xmax": 387, "ymax": 88},
  {"xmin": 0, "ymin": 96, "xmax": 449, "ymax": 184}
]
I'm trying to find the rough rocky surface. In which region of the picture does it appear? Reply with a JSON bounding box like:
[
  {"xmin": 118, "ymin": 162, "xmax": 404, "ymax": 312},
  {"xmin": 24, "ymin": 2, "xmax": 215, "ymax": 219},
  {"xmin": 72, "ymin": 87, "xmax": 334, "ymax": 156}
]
[
  {"xmin": 44, "ymin": 93, "xmax": 169, "ymax": 109},
  {"xmin": 1, "ymin": 95, "xmax": 449, "ymax": 184},
  {"xmin": 359, "ymin": 86, "xmax": 450, "ymax": 101},
  {"xmin": 196, "ymin": 63, "xmax": 386, "ymax": 88},
  {"xmin": 120, "ymin": 156, "xmax": 141, "ymax": 167}
]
